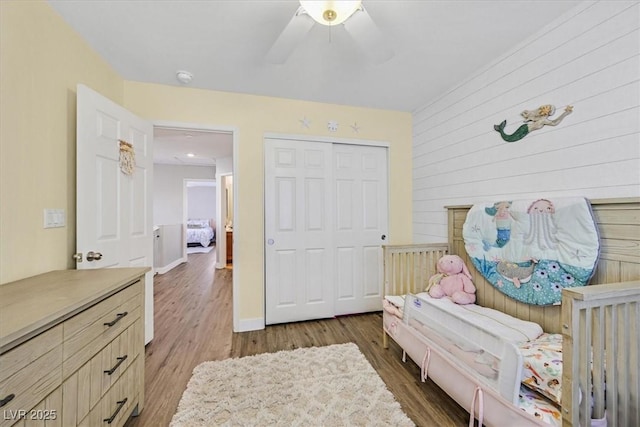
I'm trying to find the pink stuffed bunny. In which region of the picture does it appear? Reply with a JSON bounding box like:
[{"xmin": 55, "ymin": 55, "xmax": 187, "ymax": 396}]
[{"xmin": 428, "ymin": 255, "xmax": 476, "ymax": 305}]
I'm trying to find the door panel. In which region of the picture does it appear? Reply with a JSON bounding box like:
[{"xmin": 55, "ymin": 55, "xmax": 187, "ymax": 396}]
[
  {"xmin": 265, "ymin": 138, "xmax": 333, "ymax": 325},
  {"xmin": 334, "ymin": 144, "xmax": 388, "ymax": 315},
  {"xmin": 76, "ymin": 84, "xmax": 154, "ymax": 343},
  {"xmin": 336, "ymin": 247, "xmax": 355, "ymax": 299}
]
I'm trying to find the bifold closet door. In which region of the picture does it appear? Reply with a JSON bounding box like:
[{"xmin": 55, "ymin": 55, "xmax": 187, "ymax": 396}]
[
  {"xmin": 265, "ymin": 138, "xmax": 334, "ymax": 325},
  {"xmin": 265, "ymin": 138, "xmax": 388, "ymax": 325}
]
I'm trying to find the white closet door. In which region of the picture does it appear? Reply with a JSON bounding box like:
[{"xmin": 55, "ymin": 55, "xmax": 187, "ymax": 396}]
[
  {"xmin": 265, "ymin": 138, "xmax": 334, "ymax": 325},
  {"xmin": 333, "ymin": 144, "xmax": 388, "ymax": 315}
]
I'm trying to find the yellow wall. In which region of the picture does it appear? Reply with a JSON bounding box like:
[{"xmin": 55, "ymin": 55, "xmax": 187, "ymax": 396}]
[
  {"xmin": 0, "ymin": 0, "xmax": 413, "ymax": 327},
  {"xmin": 0, "ymin": 0, "xmax": 124, "ymax": 283},
  {"xmin": 123, "ymin": 82, "xmax": 413, "ymax": 322}
]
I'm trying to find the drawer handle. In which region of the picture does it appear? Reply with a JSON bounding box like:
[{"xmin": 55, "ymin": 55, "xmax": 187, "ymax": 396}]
[
  {"xmin": 103, "ymin": 397, "xmax": 128, "ymax": 424},
  {"xmin": 104, "ymin": 355, "xmax": 128, "ymax": 375},
  {"xmin": 0, "ymin": 394, "xmax": 15, "ymax": 407},
  {"xmin": 104, "ymin": 312, "xmax": 128, "ymax": 327}
]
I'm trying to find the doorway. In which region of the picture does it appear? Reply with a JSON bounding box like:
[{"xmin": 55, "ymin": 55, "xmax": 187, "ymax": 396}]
[{"xmin": 153, "ymin": 122, "xmax": 237, "ymax": 326}]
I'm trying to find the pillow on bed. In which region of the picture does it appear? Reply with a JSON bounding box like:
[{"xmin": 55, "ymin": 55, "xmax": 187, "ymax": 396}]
[
  {"xmin": 519, "ymin": 333, "xmax": 563, "ymax": 405},
  {"xmin": 187, "ymin": 219, "xmax": 209, "ymax": 228}
]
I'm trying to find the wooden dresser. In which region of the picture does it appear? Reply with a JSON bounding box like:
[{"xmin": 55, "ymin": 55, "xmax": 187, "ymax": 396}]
[{"xmin": 0, "ymin": 268, "xmax": 148, "ymax": 427}]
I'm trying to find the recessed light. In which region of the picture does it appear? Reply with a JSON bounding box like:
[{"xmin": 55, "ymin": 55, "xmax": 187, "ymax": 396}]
[{"xmin": 186, "ymin": 153, "xmax": 195, "ymax": 157}]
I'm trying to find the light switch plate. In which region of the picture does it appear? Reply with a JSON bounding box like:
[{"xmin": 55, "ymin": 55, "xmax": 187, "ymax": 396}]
[{"xmin": 44, "ymin": 208, "xmax": 66, "ymax": 228}]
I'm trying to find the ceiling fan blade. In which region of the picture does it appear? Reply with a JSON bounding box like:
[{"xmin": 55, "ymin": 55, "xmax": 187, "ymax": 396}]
[
  {"xmin": 343, "ymin": 6, "xmax": 394, "ymax": 64},
  {"xmin": 266, "ymin": 7, "xmax": 314, "ymax": 64}
]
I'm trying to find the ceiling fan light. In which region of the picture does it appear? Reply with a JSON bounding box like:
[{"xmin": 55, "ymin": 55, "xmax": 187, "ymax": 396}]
[{"xmin": 299, "ymin": 0, "xmax": 362, "ymax": 26}]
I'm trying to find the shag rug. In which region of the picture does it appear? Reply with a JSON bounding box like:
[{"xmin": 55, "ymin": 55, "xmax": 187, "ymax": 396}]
[{"xmin": 170, "ymin": 343, "xmax": 414, "ymax": 426}]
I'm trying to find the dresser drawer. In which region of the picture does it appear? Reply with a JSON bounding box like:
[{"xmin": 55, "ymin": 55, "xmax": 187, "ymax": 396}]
[
  {"xmin": 87, "ymin": 321, "xmax": 141, "ymax": 410},
  {"xmin": 63, "ymin": 283, "xmax": 140, "ymax": 346},
  {"xmin": 0, "ymin": 333, "xmax": 63, "ymax": 427},
  {"xmin": 62, "ymin": 283, "xmax": 141, "ymax": 378},
  {"xmin": 63, "ymin": 306, "xmax": 140, "ymax": 379},
  {"xmin": 0, "ymin": 325, "xmax": 62, "ymax": 383},
  {"xmin": 79, "ymin": 359, "xmax": 140, "ymax": 427}
]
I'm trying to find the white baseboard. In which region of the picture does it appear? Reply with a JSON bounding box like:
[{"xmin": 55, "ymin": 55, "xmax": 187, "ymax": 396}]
[
  {"xmin": 236, "ymin": 317, "xmax": 265, "ymax": 332},
  {"xmin": 156, "ymin": 257, "xmax": 187, "ymax": 275}
]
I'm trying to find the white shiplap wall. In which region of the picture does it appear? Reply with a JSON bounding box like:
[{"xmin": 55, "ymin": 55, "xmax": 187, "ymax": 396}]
[{"xmin": 412, "ymin": 1, "xmax": 640, "ymax": 243}]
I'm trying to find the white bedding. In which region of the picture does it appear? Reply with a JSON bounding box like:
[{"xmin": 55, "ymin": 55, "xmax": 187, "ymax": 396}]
[{"xmin": 186, "ymin": 226, "xmax": 214, "ymax": 247}]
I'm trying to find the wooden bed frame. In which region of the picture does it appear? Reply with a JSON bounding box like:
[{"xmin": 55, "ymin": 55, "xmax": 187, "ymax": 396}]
[{"xmin": 382, "ymin": 197, "xmax": 639, "ymax": 427}]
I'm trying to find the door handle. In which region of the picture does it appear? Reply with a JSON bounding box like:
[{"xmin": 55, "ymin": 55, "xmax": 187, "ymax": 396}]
[{"xmin": 86, "ymin": 251, "xmax": 103, "ymax": 261}]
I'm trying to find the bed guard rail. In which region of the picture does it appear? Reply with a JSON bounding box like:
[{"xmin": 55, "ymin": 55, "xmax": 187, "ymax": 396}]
[{"xmin": 383, "ymin": 243, "xmax": 449, "ymax": 296}]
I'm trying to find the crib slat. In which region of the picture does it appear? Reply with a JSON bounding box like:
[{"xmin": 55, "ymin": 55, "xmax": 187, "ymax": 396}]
[
  {"xmin": 629, "ymin": 302, "xmax": 640, "ymax": 426},
  {"xmin": 620, "ymin": 303, "xmax": 630, "ymax": 425},
  {"xmin": 591, "ymin": 306, "xmax": 605, "ymax": 420},
  {"xmin": 607, "ymin": 304, "xmax": 618, "ymax": 427},
  {"xmin": 580, "ymin": 308, "xmax": 591, "ymax": 427}
]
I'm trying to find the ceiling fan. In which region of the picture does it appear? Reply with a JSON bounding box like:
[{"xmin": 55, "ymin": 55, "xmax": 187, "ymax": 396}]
[{"xmin": 266, "ymin": 0, "xmax": 394, "ymax": 64}]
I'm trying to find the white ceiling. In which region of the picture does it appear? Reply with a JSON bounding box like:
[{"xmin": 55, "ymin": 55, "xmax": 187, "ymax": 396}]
[
  {"xmin": 48, "ymin": 0, "xmax": 581, "ymax": 163},
  {"xmin": 154, "ymin": 127, "xmax": 232, "ymax": 166}
]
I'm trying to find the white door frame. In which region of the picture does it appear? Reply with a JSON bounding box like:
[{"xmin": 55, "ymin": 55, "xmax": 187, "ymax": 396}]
[
  {"xmin": 263, "ymin": 132, "xmax": 391, "ymax": 324},
  {"xmin": 216, "ymin": 173, "xmax": 233, "ymax": 270},
  {"xmin": 183, "ymin": 178, "xmax": 217, "ymax": 261},
  {"xmin": 154, "ymin": 120, "xmax": 239, "ymax": 332},
  {"xmin": 264, "ymin": 132, "xmax": 390, "ymax": 148}
]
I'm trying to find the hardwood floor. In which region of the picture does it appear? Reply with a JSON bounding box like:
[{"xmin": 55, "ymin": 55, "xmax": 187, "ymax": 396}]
[{"xmin": 125, "ymin": 249, "xmax": 469, "ymax": 427}]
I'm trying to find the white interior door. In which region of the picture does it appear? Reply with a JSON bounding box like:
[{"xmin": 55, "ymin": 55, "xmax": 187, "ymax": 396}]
[
  {"xmin": 76, "ymin": 84, "xmax": 154, "ymax": 344},
  {"xmin": 333, "ymin": 144, "xmax": 388, "ymax": 315},
  {"xmin": 265, "ymin": 138, "xmax": 334, "ymax": 325}
]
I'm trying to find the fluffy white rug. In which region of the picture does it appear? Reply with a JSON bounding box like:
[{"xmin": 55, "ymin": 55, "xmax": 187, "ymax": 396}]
[{"xmin": 170, "ymin": 343, "xmax": 414, "ymax": 426}]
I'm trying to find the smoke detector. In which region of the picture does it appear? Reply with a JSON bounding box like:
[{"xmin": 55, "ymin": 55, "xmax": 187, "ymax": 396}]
[{"xmin": 176, "ymin": 70, "xmax": 193, "ymax": 85}]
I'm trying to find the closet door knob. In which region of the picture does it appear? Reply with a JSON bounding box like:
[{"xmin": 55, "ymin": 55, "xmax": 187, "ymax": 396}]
[{"xmin": 381, "ymin": 235, "xmax": 387, "ymax": 241}]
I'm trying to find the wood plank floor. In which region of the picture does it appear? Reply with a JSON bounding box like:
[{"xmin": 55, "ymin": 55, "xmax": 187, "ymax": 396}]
[{"xmin": 125, "ymin": 249, "xmax": 469, "ymax": 427}]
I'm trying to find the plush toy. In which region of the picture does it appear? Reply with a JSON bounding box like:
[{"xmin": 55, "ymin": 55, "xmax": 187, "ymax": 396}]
[{"xmin": 427, "ymin": 255, "xmax": 476, "ymax": 305}]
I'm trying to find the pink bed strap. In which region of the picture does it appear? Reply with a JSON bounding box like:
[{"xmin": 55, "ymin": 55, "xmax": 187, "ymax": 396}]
[
  {"xmin": 420, "ymin": 348, "xmax": 431, "ymax": 382},
  {"xmin": 469, "ymin": 386, "xmax": 484, "ymax": 427}
]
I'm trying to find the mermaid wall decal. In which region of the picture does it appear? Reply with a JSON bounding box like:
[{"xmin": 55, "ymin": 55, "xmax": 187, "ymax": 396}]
[
  {"xmin": 482, "ymin": 201, "xmax": 516, "ymax": 251},
  {"xmin": 494, "ymin": 104, "xmax": 573, "ymax": 142}
]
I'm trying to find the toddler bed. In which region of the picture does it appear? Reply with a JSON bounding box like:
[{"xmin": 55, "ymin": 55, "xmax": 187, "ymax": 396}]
[{"xmin": 381, "ymin": 198, "xmax": 639, "ymax": 427}]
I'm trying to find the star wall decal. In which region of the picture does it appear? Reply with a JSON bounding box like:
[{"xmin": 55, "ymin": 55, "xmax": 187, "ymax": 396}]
[
  {"xmin": 350, "ymin": 122, "xmax": 360, "ymax": 133},
  {"xmin": 299, "ymin": 116, "xmax": 311, "ymax": 129}
]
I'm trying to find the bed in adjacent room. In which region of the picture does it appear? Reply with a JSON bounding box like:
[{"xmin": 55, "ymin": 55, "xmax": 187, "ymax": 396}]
[{"xmin": 186, "ymin": 218, "xmax": 215, "ymax": 247}]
